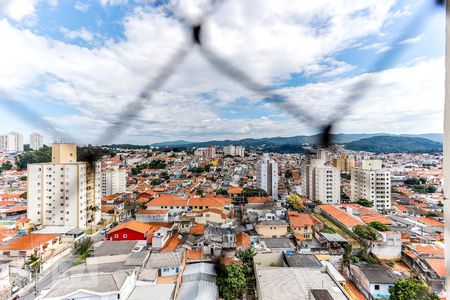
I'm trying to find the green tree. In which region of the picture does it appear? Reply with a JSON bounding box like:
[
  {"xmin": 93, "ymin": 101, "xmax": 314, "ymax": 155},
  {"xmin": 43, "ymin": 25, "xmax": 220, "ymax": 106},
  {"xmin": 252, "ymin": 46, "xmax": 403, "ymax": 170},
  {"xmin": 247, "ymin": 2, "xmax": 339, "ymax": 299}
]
[
  {"xmin": 15, "ymin": 146, "xmax": 51, "ymax": 170},
  {"xmin": 87, "ymin": 205, "xmax": 99, "ymax": 231},
  {"xmin": 369, "ymin": 221, "xmax": 391, "ymax": 232},
  {"xmin": 353, "ymin": 225, "xmax": 379, "ymax": 241},
  {"xmin": 217, "ymin": 264, "xmax": 247, "ymax": 300},
  {"xmin": 287, "ymin": 194, "xmax": 303, "ymax": 206},
  {"xmin": 1, "ymin": 161, "xmax": 13, "ymax": 171},
  {"xmin": 389, "ymin": 278, "xmax": 438, "ymax": 300},
  {"xmin": 285, "ymin": 169, "xmax": 293, "ymax": 178},
  {"xmin": 73, "ymin": 237, "xmax": 93, "ymax": 255},
  {"xmin": 215, "ymin": 188, "xmax": 229, "ymax": 196},
  {"xmin": 357, "ymin": 198, "xmax": 373, "ymax": 207},
  {"xmin": 19, "ymin": 192, "xmax": 27, "ymax": 200}
]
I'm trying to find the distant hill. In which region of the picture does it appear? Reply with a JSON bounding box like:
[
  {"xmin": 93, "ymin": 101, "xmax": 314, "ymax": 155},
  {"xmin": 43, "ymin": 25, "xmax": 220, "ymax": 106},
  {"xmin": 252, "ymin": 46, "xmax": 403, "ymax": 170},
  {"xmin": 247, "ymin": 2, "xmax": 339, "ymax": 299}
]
[
  {"xmin": 150, "ymin": 133, "xmax": 443, "ymax": 151},
  {"xmin": 344, "ymin": 136, "xmax": 442, "ymax": 153}
]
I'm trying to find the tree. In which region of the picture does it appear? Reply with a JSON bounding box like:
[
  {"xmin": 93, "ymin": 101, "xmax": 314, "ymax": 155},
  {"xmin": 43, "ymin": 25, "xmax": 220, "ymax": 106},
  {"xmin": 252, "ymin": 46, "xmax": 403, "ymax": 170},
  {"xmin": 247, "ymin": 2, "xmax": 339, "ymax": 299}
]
[
  {"xmin": 357, "ymin": 198, "xmax": 373, "ymax": 207},
  {"xmin": 389, "ymin": 278, "xmax": 438, "ymax": 300},
  {"xmin": 87, "ymin": 205, "xmax": 99, "ymax": 231},
  {"xmin": 217, "ymin": 263, "xmax": 247, "ymax": 300},
  {"xmin": 73, "ymin": 237, "xmax": 93, "ymax": 255},
  {"xmin": 285, "ymin": 169, "xmax": 293, "ymax": 178},
  {"xmin": 369, "ymin": 221, "xmax": 391, "ymax": 232},
  {"xmin": 19, "ymin": 192, "xmax": 27, "ymax": 200},
  {"xmin": 287, "ymin": 194, "xmax": 303, "ymax": 207},
  {"xmin": 215, "ymin": 188, "xmax": 228, "ymax": 196},
  {"xmin": 15, "ymin": 146, "xmax": 51, "ymax": 170},
  {"xmin": 353, "ymin": 225, "xmax": 379, "ymax": 241},
  {"xmin": 1, "ymin": 161, "xmax": 13, "ymax": 171}
]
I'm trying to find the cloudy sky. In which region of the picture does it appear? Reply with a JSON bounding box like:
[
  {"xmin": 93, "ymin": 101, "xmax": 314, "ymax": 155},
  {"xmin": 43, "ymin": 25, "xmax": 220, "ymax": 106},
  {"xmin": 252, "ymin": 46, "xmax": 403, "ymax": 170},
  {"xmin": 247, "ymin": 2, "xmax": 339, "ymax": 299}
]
[{"xmin": 0, "ymin": 0, "xmax": 445, "ymax": 144}]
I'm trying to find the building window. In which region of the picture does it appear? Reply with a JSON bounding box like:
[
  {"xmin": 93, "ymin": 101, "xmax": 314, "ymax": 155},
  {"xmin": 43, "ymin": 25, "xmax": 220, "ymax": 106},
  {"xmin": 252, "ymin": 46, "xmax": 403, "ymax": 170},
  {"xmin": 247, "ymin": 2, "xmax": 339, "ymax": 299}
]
[
  {"xmin": 123, "ymin": 234, "xmax": 128, "ymax": 239},
  {"xmin": 115, "ymin": 234, "xmax": 119, "ymax": 238},
  {"xmin": 374, "ymin": 285, "xmax": 380, "ymax": 290}
]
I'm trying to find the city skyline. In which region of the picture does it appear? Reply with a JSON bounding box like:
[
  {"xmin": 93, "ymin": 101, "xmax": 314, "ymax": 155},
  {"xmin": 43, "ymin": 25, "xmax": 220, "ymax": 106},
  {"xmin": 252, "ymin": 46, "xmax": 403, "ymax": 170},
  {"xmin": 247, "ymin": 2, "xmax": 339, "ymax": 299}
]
[{"xmin": 0, "ymin": 0, "xmax": 445, "ymax": 144}]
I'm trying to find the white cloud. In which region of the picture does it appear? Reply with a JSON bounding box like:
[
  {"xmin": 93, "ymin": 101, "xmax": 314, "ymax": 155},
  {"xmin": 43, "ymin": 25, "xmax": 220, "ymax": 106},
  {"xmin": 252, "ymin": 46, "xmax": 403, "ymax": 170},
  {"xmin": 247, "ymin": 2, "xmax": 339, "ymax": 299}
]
[
  {"xmin": 74, "ymin": 1, "xmax": 90, "ymax": 12},
  {"xmin": 0, "ymin": 0, "xmax": 38, "ymax": 21},
  {"xmin": 60, "ymin": 27, "xmax": 94, "ymax": 42},
  {"xmin": 99, "ymin": 0, "xmax": 128, "ymax": 6},
  {"xmin": 0, "ymin": 0, "xmax": 443, "ymax": 143},
  {"xmin": 399, "ymin": 33, "xmax": 423, "ymax": 45}
]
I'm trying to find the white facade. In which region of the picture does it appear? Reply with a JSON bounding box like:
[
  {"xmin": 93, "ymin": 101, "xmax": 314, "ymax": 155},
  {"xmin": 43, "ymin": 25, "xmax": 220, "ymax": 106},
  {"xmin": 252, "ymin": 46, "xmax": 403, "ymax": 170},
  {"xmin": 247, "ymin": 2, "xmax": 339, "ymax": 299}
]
[
  {"xmin": 351, "ymin": 160, "xmax": 391, "ymax": 211},
  {"xmin": 223, "ymin": 145, "xmax": 245, "ymax": 157},
  {"xmin": 302, "ymin": 158, "xmax": 340, "ymax": 203},
  {"xmin": 0, "ymin": 135, "xmax": 7, "ymax": 151},
  {"xmin": 6, "ymin": 131, "xmax": 23, "ymax": 152},
  {"xmin": 256, "ymin": 153, "xmax": 278, "ymax": 200},
  {"xmin": 102, "ymin": 167, "xmax": 127, "ymax": 197},
  {"xmin": 27, "ymin": 144, "xmax": 102, "ymax": 228},
  {"xmin": 30, "ymin": 132, "xmax": 44, "ymax": 150}
]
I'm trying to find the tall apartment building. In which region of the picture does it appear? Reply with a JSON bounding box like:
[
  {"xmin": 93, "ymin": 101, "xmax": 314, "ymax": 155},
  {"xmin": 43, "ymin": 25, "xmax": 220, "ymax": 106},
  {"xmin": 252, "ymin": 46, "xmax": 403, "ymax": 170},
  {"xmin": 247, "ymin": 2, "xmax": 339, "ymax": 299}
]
[
  {"xmin": 333, "ymin": 154, "xmax": 355, "ymax": 171},
  {"xmin": 301, "ymin": 158, "xmax": 340, "ymax": 203},
  {"xmin": 6, "ymin": 132, "xmax": 23, "ymax": 152},
  {"xmin": 102, "ymin": 167, "xmax": 127, "ymax": 197},
  {"xmin": 0, "ymin": 135, "xmax": 7, "ymax": 151},
  {"xmin": 27, "ymin": 143, "xmax": 101, "ymax": 228},
  {"xmin": 223, "ymin": 145, "xmax": 245, "ymax": 157},
  {"xmin": 206, "ymin": 146, "xmax": 216, "ymax": 159},
  {"xmin": 29, "ymin": 132, "xmax": 44, "ymax": 150},
  {"xmin": 256, "ymin": 153, "xmax": 278, "ymax": 200},
  {"xmin": 351, "ymin": 159, "xmax": 391, "ymax": 211}
]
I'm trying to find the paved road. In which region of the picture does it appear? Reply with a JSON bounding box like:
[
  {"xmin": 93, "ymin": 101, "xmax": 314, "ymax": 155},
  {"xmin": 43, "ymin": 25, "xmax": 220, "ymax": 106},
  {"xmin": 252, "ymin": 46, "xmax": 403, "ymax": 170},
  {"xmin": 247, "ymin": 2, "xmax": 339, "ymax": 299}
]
[{"xmin": 18, "ymin": 231, "xmax": 105, "ymax": 299}]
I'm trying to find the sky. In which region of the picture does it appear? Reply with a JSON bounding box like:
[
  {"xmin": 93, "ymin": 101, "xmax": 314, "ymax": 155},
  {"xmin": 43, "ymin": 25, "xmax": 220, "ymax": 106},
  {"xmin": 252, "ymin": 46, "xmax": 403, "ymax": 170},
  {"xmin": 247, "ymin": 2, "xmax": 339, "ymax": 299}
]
[{"xmin": 0, "ymin": 0, "xmax": 445, "ymax": 145}]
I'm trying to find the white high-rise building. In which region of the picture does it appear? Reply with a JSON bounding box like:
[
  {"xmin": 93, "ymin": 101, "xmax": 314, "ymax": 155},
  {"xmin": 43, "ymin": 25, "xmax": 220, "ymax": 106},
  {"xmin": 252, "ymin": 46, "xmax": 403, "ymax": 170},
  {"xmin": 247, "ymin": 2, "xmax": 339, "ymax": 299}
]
[
  {"xmin": 0, "ymin": 135, "xmax": 7, "ymax": 151},
  {"xmin": 6, "ymin": 132, "xmax": 23, "ymax": 152},
  {"xmin": 351, "ymin": 159, "xmax": 391, "ymax": 211},
  {"xmin": 30, "ymin": 132, "xmax": 44, "ymax": 150},
  {"xmin": 223, "ymin": 145, "xmax": 245, "ymax": 157},
  {"xmin": 102, "ymin": 167, "xmax": 127, "ymax": 197},
  {"xmin": 27, "ymin": 144, "xmax": 101, "ymax": 228},
  {"xmin": 256, "ymin": 153, "xmax": 278, "ymax": 200},
  {"xmin": 301, "ymin": 158, "xmax": 340, "ymax": 203}
]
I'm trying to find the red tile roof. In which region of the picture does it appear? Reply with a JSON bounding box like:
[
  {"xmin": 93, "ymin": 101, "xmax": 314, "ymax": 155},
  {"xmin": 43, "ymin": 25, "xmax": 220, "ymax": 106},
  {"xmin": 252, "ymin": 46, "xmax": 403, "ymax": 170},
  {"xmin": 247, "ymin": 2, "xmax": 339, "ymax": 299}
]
[
  {"xmin": 108, "ymin": 220, "xmax": 152, "ymax": 235},
  {"xmin": 188, "ymin": 197, "xmax": 231, "ymax": 207},
  {"xmin": 146, "ymin": 195, "xmax": 188, "ymax": 207},
  {"xmin": 413, "ymin": 244, "xmax": 445, "ymax": 256},
  {"xmin": 416, "ymin": 217, "xmax": 444, "ymax": 227},
  {"xmin": 425, "ymin": 258, "xmax": 445, "ymax": 277},
  {"xmin": 236, "ymin": 232, "xmax": 251, "ymax": 249},
  {"xmin": 319, "ymin": 204, "xmax": 363, "ymax": 228},
  {"xmin": 288, "ymin": 211, "xmax": 320, "ymax": 227},
  {"xmin": 191, "ymin": 223, "xmax": 205, "ymax": 235},
  {"xmin": 137, "ymin": 210, "xmax": 169, "ymax": 215},
  {"xmin": 247, "ymin": 197, "xmax": 272, "ymax": 203},
  {"xmin": 0, "ymin": 234, "xmax": 58, "ymax": 251}
]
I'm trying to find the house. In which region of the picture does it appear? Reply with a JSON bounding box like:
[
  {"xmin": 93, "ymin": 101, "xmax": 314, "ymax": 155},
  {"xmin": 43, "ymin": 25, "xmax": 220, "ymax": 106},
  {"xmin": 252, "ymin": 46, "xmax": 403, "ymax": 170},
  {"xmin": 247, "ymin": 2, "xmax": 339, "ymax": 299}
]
[
  {"xmin": 195, "ymin": 209, "xmax": 228, "ymax": 224},
  {"xmin": 287, "ymin": 211, "xmax": 321, "ymax": 241},
  {"xmin": 348, "ymin": 263, "xmax": 402, "ymax": 300},
  {"xmin": 319, "ymin": 204, "xmax": 363, "ymax": 232},
  {"xmin": 136, "ymin": 210, "xmax": 169, "ymax": 223},
  {"xmin": 145, "ymin": 252, "xmax": 184, "ymax": 278},
  {"xmin": 255, "ymin": 220, "xmax": 288, "ymax": 238},
  {"xmin": 0, "ymin": 233, "xmax": 59, "ymax": 259},
  {"xmin": 178, "ymin": 263, "xmax": 218, "ymax": 300},
  {"xmin": 203, "ymin": 224, "xmax": 236, "ymax": 256},
  {"xmin": 37, "ymin": 270, "xmax": 136, "ymax": 300},
  {"xmin": 371, "ymin": 231, "xmax": 402, "ymax": 260},
  {"xmin": 152, "ymin": 227, "xmax": 172, "ymax": 250},
  {"xmin": 146, "ymin": 195, "xmax": 189, "ymax": 217},
  {"xmin": 106, "ymin": 220, "xmax": 153, "ymax": 241},
  {"xmin": 187, "ymin": 197, "xmax": 233, "ymax": 215}
]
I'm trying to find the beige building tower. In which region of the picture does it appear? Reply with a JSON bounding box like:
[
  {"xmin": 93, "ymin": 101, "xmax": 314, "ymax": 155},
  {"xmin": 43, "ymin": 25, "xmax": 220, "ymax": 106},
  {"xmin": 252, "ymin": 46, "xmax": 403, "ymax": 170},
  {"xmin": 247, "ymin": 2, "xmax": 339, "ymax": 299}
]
[
  {"xmin": 27, "ymin": 144, "xmax": 101, "ymax": 228},
  {"xmin": 333, "ymin": 154, "xmax": 356, "ymax": 171}
]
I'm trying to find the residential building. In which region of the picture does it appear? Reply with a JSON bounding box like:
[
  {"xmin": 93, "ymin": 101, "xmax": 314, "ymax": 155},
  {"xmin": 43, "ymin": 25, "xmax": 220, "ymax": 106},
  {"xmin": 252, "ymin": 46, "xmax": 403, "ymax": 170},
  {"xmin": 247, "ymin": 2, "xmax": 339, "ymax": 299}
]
[
  {"xmin": 302, "ymin": 159, "xmax": 340, "ymax": 203},
  {"xmin": 256, "ymin": 153, "xmax": 279, "ymax": 200},
  {"xmin": 0, "ymin": 135, "xmax": 7, "ymax": 151},
  {"xmin": 29, "ymin": 132, "xmax": 44, "ymax": 150},
  {"xmin": 333, "ymin": 153, "xmax": 355, "ymax": 171},
  {"xmin": 102, "ymin": 167, "xmax": 127, "ymax": 197},
  {"xmin": 348, "ymin": 263, "xmax": 401, "ymax": 300},
  {"xmin": 255, "ymin": 220, "xmax": 288, "ymax": 238},
  {"xmin": 206, "ymin": 146, "xmax": 216, "ymax": 159},
  {"xmin": 6, "ymin": 131, "xmax": 23, "ymax": 152},
  {"xmin": 351, "ymin": 160, "xmax": 391, "ymax": 211},
  {"xmin": 106, "ymin": 220, "xmax": 153, "ymax": 241},
  {"xmin": 27, "ymin": 143, "xmax": 101, "ymax": 228},
  {"xmin": 223, "ymin": 145, "xmax": 245, "ymax": 157},
  {"xmin": 287, "ymin": 211, "xmax": 321, "ymax": 241}
]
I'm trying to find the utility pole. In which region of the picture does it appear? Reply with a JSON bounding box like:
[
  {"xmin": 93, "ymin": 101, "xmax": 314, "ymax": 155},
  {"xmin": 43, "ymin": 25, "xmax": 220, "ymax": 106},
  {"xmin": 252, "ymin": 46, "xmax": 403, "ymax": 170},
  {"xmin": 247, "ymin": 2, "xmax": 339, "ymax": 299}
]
[{"xmin": 444, "ymin": 1, "xmax": 450, "ymax": 298}]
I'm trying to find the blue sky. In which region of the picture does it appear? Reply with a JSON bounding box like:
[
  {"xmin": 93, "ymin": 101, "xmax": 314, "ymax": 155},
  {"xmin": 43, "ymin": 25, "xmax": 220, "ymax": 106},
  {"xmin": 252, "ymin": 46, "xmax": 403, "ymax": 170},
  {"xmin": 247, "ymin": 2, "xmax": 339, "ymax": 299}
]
[{"xmin": 0, "ymin": 0, "xmax": 445, "ymax": 144}]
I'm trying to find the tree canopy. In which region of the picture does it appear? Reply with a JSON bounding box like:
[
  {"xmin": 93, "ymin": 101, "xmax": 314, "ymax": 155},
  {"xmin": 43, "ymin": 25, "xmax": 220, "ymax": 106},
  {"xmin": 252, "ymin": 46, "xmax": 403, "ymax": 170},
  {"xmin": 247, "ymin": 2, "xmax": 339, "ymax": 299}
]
[
  {"xmin": 369, "ymin": 221, "xmax": 391, "ymax": 232},
  {"xmin": 217, "ymin": 263, "xmax": 247, "ymax": 300},
  {"xmin": 353, "ymin": 225, "xmax": 379, "ymax": 241},
  {"xmin": 389, "ymin": 278, "xmax": 438, "ymax": 300}
]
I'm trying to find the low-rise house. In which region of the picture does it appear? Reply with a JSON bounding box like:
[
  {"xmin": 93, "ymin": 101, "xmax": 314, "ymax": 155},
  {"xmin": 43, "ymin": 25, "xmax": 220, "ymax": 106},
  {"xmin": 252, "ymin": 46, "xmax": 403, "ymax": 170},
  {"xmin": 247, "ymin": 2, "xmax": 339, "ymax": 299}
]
[
  {"xmin": 260, "ymin": 238, "xmax": 295, "ymax": 252},
  {"xmin": 195, "ymin": 209, "xmax": 228, "ymax": 225},
  {"xmin": 203, "ymin": 224, "xmax": 236, "ymax": 256},
  {"xmin": 0, "ymin": 233, "xmax": 59, "ymax": 259},
  {"xmin": 136, "ymin": 210, "xmax": 169, "ymax": 223},
  {"xmin": 106, "ymin": 220, "xmax": 153, "ymax": 241},
  {"xmin": 152, "ymin": 227, "xmax": 172, "ymax": 250},
  {"xmin": 178, "ymin": 263, "xmax": 218, "ymax": 300},
  {"xmin": 287, "ymin": 212, "xmax": 321, "ymax": 241},
  {"xmin": 371, "ymin": 231, "xmax": 402, "ymax": 260},
  {"xmin": 348, "ymin": 263, "xmax": 402, "ymax": 300},
  {"xmin": 37, "ymin": 270, "xmax": 136, "ymax": 300},
  {"xmin": 255, "ymin": 220, "xmax": 288, "ymax": 238},
  {"xmin": 145, "ymin": 252, "xmax": 184, "ymax": 278}
]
